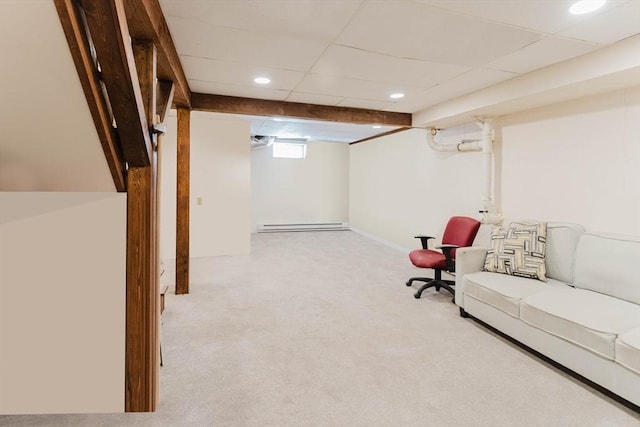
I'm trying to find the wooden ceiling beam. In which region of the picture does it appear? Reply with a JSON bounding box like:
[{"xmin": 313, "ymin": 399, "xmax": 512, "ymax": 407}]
[
  {"xmin": 191, "ymin": 93, "xmax": 412, "ymax": 127},
  {"xmin": 82, "ymin": 0, "xmax": 152, "ymax": 167},
  {"xmin": 124, "ymin": 0, "xmax": 191, "ymax": 109}
]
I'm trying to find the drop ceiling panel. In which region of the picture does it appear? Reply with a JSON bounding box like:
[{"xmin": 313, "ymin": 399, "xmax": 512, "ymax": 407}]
[
  {"xmin": 160, "ymin": 0, "xmax": 362, "ymax": 43},
  {"xmin": 419, "ymin": 0, "xmax": 627, "ymax": 34},
  {"xmin": 180, "ymin": 55, "xmax": 305, "ymax": 91},
  {"xmin": 487, "ymin": 36, "xmax": 598, "ymax": 74},
  {"xmin": 165, "ymin": 16, "xmax": 327, "ymax": 72},
  {"xmin": 296, "ymin": 73, "xmax": 423, "ymax": 103},
  {"xmin": 560, "ymin": 1, "xmax": 640, "ymax": 44},
  {"xmin": 159, "ymin": 0, "xmax": 640, "ymax": 143},
  {"xmin": 311, "ymin": 45, "xmax": 470, "ymax": 88},
  {"xmin": 189, "ymin": 80, "xmax": 290, "ymax": 101},
  {"xmin": 336, "ymin": 0, "xmax": 543, "ymax": 67},
  {"xmin": 386, "ymin": 68, "xmax": 517, "ymax": 112}
]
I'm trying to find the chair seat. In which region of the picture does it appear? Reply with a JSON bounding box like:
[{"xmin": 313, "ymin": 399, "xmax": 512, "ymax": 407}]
[{"xmin": 409, "ymin": 249, "xmax": 447, "ymax": 270}]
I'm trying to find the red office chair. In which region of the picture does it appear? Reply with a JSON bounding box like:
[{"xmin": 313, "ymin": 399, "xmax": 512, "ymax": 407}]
[{"xmin": 406, "ymin": 216, "xmax": 481, "ymax": 300}]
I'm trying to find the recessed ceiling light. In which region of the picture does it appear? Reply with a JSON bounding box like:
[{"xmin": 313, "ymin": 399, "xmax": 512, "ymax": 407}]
[
  {"xmin": 272, "ymin": 117, "xmax": 284, "ymax": 122},
  {"xmin": 390, "ymin": 92, "xmax": 405, "ymax": 99},
  {"xmin": 569, "ymin": 0, "xmax": 606, "ymax": 15},
  {"xmin": 372, "ymin": 125, "xmax": 382, "ymax": 129},
  {"xmin": 254, "ymin": 77, "xmax": 271, "ymax": 84}
]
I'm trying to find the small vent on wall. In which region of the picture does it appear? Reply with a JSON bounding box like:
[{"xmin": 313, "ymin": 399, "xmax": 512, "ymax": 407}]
[{"xmin": 257, "ymin": 223, "xmax": 350, "ymax": 233}]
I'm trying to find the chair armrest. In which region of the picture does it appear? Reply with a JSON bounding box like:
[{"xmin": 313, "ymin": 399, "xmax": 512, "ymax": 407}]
[
  {"xmin": 414, "ymin": 235, "xmax": 435, "ymax": 249},
  {"xmin": 436, "ymin": 244, "xmax": 459, "ymax": 272},
  {"xmin": 454, "ymin": 247, "xmax": 488, "ymax": 309}
]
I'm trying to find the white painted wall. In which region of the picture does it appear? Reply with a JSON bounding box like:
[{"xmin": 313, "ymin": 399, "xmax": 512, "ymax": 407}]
[
  {"xmin": 349, "ymin": 127, "xmax": 484, "ymax": 251},
  {"xmin": 499, "ymin": 86, "xmax": 640, "ymax": 235},
  {"xmin": 0, "ymin": 0, "xmax": 114, "ymax": 192},
  {"xmin": 0, "ymin": 193, "xmax": 126, "ymax": 414},
  {"xmin": 160, "ymin": 112, "xmax": 251, "ymax": 265},
  {"xmin": 251, "ymin": 141, "xmax": 349, "ymax": 231}
]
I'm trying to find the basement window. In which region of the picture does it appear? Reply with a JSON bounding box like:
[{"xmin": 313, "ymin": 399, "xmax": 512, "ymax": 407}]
[{"xmin": 272, "ymin": 141, "xmax": 307, "ymax": 159}]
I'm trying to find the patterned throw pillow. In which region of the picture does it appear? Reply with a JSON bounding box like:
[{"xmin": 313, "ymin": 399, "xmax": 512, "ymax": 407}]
[{"xmin": 484, "ymin": 221, "xmax": 548, "ymax": 282}]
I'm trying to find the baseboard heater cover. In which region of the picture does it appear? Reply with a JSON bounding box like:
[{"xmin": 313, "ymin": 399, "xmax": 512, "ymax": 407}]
[{"xmin": 257, "ymin": 222, "xmax": 350, "ymax": 233}]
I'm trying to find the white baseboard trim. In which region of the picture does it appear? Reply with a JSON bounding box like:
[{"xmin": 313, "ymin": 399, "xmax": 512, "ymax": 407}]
[{"xmin": 349, "ymin": 226, "xmax": 411, "ymax": 255}]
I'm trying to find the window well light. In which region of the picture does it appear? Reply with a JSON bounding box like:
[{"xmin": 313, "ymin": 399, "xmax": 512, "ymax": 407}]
[
  {"xmin": 390, "ymin": 92, "xmax": 405, "ymax": 99},
  {"xmin": 254, "ymin": 77, "xmax": 271, "ymax": 84},
  {"xmin": 569, "ymin": 0, "xmax": 606, "ymax": 15},
  {"xmin": 273, "ymin": 141, "xmax": 307, "ymax": 159}
]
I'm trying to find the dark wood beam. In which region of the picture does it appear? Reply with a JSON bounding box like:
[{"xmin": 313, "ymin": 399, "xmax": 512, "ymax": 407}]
[
  {"xmin": 82, "ymin": 0, "xmax": 152, "ymax": 167},
  {"xmin": 191, "ymin": 93, "xmax": 412, "ymax": 127},
  {"xmin": 124, "ymin": 0, "xmax": 190, "ymax": 108},
  {"xmin": 54, "ymin": 0, "xmax": 126, "ymax": 192},
  {"xmin": 125, "ymin": 165, "xmax": 156, "ymax": 412},
  {"xmin": 126, "ymin": 40, "xmax": 159, "ymax": 412},
  {"xmin": 132, "ymin": 42, "xmax": 157, "ymax": 129},
  {"xmin": 350, "ymin": 127, "xmax": 414, "ymax": 145},
  {"xmin": 157, "ymin": 80, "xmax": 175, "ymax": 124},
  {"xmin": 175, "ymin": 107, "xmax": 190, "ymax": 295}
]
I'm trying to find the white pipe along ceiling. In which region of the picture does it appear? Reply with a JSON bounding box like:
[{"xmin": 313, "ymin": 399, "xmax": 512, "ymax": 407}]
[{"xmin": 425, "ymin": 120, "xmax": 502, "ymax": 225}]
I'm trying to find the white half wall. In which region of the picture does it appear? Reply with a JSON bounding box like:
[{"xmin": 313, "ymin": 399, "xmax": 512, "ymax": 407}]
[
  {"xmin": 349, "ymin": 127, "xmax": 484, "ymax": 251},
  {"xmin": 0, "ymin": 192, "xmax": 126, "ymax": 414},
  {"xmin": 499, "ymin": 86, "xmax": 640, "ymax": 235},
  {"xmin": 0, "ymin": 0, "xmax": 115, "ymax": 192},
  {"xmin": 251, "ymin": 141, "xmax": 349, "ymax": 231},
  {"xmin": 160, "ymin": 112, "xmax": 251, "ymax": 264}
]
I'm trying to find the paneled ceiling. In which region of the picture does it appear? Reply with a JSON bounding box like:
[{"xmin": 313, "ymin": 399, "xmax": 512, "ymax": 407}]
[{"xmin": 160, "ymin": 0, "xmax": 640, "ymax": 142}]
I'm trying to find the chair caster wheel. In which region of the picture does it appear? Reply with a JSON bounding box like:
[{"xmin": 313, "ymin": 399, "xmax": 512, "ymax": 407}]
[
  {"xmin": 405, "ymin": 280, "xmax": 412, "ymax": 287},
  {"xmin": 414, "ymin": 293, "xmax": 421, "ymax": 299}
]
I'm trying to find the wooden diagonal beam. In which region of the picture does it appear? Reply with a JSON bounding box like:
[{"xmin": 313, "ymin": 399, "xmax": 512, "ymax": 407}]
[
  {"xmin": 157, "ymin": 80, "xmax": 175, "ymax": 124},
  {"xmin": 190, "ymin": 93, "xmax": 413, "ymax": 127},
  {"xmin": 54, "ymin": 0, "xmax": 126, "ymax": 191},
  {"xmin": 350, "ymin": 127, "xmax": 414, "ymax": 145},
  {"xmin": 124, "ymin": 0, "xmax": 190, "ymax": 108},
  {"xmin": 82, "ymin": 0, "xmax": 152, "ymax": 167}
]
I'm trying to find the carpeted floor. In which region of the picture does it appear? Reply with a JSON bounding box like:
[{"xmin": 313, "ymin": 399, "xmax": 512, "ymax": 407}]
[{"xmin": 1, "ymin": 231, "xmax": 638, "ymax": 426}]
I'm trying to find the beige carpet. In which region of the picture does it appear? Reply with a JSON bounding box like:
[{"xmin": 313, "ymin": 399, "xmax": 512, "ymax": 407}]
[{"xmin": 1, "ymin": 231, "xmax": 638, "ymax": 426}]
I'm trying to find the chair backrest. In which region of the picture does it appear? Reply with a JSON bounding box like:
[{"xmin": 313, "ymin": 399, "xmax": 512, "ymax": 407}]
[{"xmin": 442, "ymin": 216, "xmax": 481, "ymax": 257}]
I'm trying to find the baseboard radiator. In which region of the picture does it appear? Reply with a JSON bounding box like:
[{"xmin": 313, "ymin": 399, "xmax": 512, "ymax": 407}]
[{"xmin": 257, "ymin": 222, "xmax": 350, "ymax": 233}]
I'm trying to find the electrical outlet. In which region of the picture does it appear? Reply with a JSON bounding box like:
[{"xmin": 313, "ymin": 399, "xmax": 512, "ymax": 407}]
[{"xmin": 197, "ymin": 197, "xmax": 203, "ymax": 206}]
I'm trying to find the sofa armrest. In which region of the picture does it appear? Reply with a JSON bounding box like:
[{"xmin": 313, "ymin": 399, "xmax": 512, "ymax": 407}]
[{"xmin": 454, "ymin": 246, "xmax": 488, "ymax": 308}]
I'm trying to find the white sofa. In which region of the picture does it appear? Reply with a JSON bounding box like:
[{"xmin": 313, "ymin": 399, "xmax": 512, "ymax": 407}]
[{"xmin": 455, "ymin": 222, "xmax": 640, "ymax": 407}]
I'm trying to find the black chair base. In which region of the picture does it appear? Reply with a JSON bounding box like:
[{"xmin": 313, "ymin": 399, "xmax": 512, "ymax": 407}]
[{"xmin": 406, "ymin": 275, "xmax": 455, "ymax": 302}]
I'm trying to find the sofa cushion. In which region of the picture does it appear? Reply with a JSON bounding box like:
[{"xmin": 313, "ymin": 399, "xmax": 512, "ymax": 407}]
[
  {"xmin": 545, "ymin": 222, "xmax": 584, "ymax": 284},
  {"xmin": 463, "ymin": 271, "xmax": 569, "ymax": 318},
  {"xmin": 521, "ymin": 288, "xmax": 640, "ymax": 360},
  {"xmin": 484, "ymin": 221, "xmax": 548, "ymax": 281},
  {"xmin": 574, "ymin": 232, "xmax": 640, "ymax": 305},
  {"xmin": 616, "ymin": 328, "xmax": 640, "ymax": 375}
]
